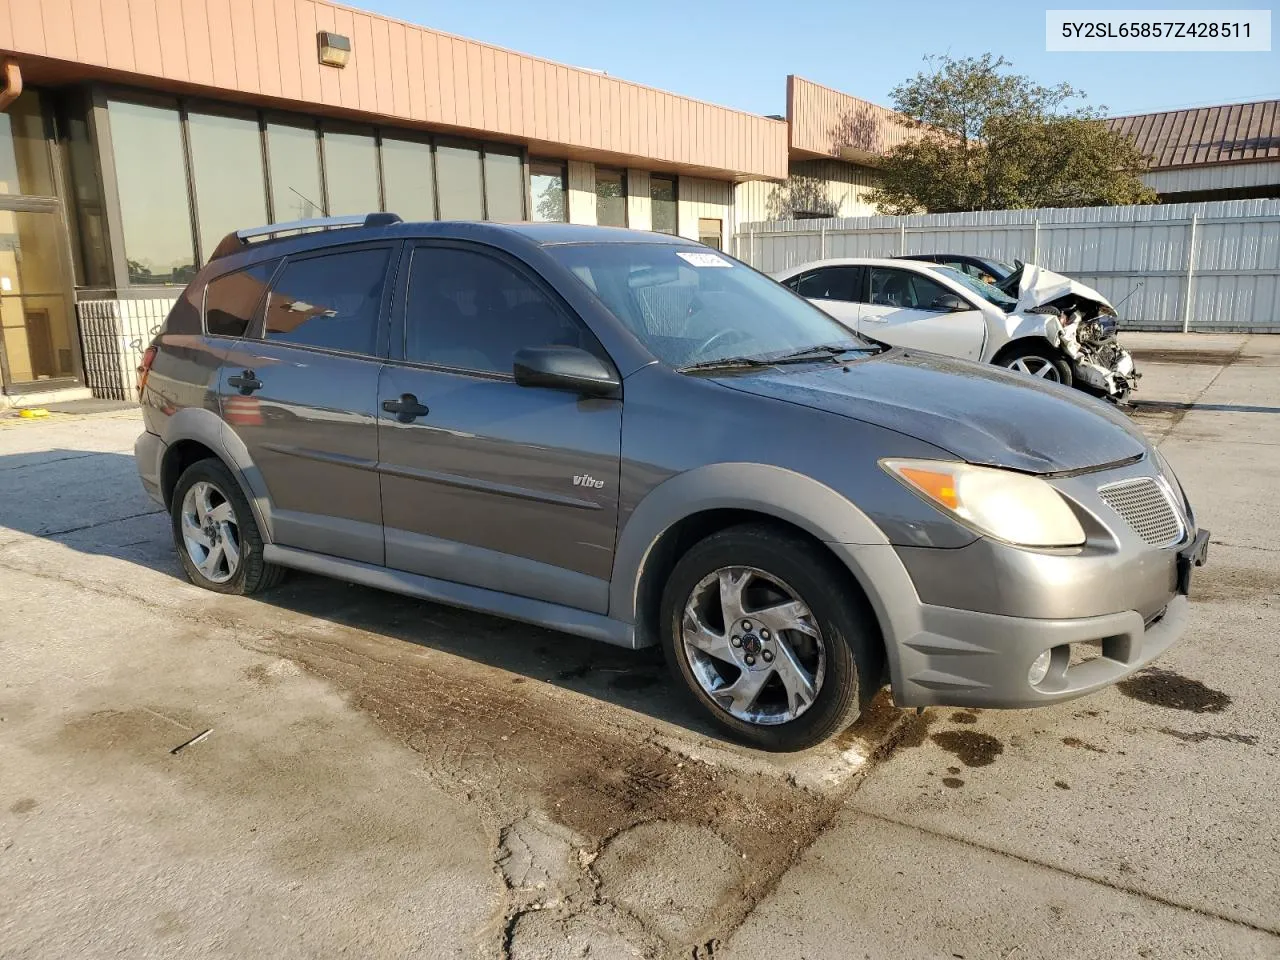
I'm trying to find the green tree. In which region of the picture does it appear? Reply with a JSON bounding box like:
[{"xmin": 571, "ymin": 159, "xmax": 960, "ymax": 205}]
[{"xmin": 869, "ymin": 54, "xmax": 1157, "ymax": 214}]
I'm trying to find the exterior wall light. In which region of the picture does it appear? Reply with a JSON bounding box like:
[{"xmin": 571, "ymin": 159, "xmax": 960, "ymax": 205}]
[{"xmin": 318, "ymin": 32, "xmax": 351, "ymax": 68}]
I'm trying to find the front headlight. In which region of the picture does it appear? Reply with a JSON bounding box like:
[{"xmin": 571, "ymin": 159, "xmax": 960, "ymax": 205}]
[{"xmin": 881, "ymin": 458, "xmax": 1086, "ymax": 548}]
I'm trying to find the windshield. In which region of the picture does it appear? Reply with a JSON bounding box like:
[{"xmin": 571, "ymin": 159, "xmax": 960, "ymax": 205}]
[
  {"xmin": 982, "ymin": 258, "xmax": 1016, "ymax": 279},
  {"xmin": 547, "ymin": 243, "xmax": 875, "ymax": 369},
  {"xmin": 935, "ymin": 265, "xmax": 1018, "ymax": 313}
]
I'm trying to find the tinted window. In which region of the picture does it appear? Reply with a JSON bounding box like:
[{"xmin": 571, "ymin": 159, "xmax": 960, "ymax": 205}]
[
  {"xmin": 435, "ymin": 144, "xmax": 483, "ymax": 219},
  {"xmin": 107, "ymin": 100, "xmax": 195, "ymax": 284},
  {"xmin": 596, "ymin": 168, "xmax": 627, "ymax": 227},
  {"xmin": 381, "ymin": 137, "xmax": 436, "ymax": 221},
  {"xmin": 267, "ymin": 122, "xmax": 323, "ymax": 220},
  {"xmin": 0, "ymin": 89, "xmax": 53, "ymax": 196},
  {"xmin": 405, "ymin": 247, "xmax": 588, "ymax": 374},
  {"xmin": 870, "ymin": 267, "xmax": 953, "ymax": 310},
  {"xmin": 263, "ymin": 248, "xmax": 390, "ymax": 355},
  {"xmin": 650, "ymin": 175, "xmax": 676, "ymax": 234},
  {"xmin": 483, "ymin": 149, "xmax": 525, "ymax": 221},
  {"xmin": 188, "ymin": 111, "xmax": 268, "ymax": 264},
  {"xmin": 794, "ymin": 266, "xmax": 861, "ymax": 302},
  {"xmin": 205, "ymin": 260, "xmax": 278, "ymax": 337},
  {"xmin": 530, "ymin": 160, "xmax": 567, "ymax": 222},
  {"xmin": 323, "ymin": 128, "xmax": 380, "ymax": 215}
]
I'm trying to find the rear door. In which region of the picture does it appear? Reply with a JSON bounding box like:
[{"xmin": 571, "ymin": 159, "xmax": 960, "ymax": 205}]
[
  {"xmin": 219, "ymin": 241, "xmax": 398, "ymax": 565},
  {"xmin": 782, "ymin": 265, "xmax": 863, "ymax": 332},
  {"xmin": 376, "ymin": 241, "xmax": 622, "ymax": 614},
  {"xmin": 860, "ymin": 266, "xmax": 986, "ymax": 360}
]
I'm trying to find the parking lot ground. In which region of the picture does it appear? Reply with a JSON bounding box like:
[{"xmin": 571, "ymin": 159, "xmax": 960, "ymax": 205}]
[{"xmin": 1, "ymin": 332, "xmax": 1277, "ymax": 959}]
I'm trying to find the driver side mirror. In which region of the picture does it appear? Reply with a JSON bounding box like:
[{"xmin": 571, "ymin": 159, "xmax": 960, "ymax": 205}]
[
  {"xmin": 513, "ymin": 346, "xmax": 620, "ymax": 398},
  {"xmin": 929, "ymin": 293, "xmax": 970, "ymax": 313}
]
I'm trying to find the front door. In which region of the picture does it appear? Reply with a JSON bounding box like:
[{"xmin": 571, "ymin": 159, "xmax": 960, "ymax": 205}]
[
  {"xmin": 219, "ymin": 241, "xmax": 397, "ymax": 565},
  {"xmin": 783, "ymin": 265, "xmax": 863, "ymax": 333},
  {"xmin": 0, "ymin": 200, "xmax": 81, "ymax": 394},
  {"xmin": 860, "ymin": 266, "xmax": 987, "ymax": 360},
  {"xmin": 377, "ymin": 242, "xmax": 622, "ymax": 614}
]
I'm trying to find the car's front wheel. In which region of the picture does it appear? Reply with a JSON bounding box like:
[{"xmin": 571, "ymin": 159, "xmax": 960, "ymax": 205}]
[
  {"xmin": 998, "ymin": 341, "xmax": 1073, "ymax": 386},
  {"xmin": 659, "ymin": 524, "xmax": 881, "ymax": 751},
  {"xmin": 171, "ymin": 458, "xmax": 284, "ymax": 595}
]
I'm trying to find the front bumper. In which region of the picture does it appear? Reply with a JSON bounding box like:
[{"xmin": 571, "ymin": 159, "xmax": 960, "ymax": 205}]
[{"xmin": 895, "ymin": 592, "xmax": 1190, "ymax": 708}]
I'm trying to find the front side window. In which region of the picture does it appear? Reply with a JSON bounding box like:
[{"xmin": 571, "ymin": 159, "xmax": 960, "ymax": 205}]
[
  {"xmin": 650, "ymin": 175, "xmax": 677, "ymax": 234},
  {"xmin": 107, "ymin": 100, "xmax": 195, "ymax": 284},
  {"xmin": 188, "ymin": 110, "xmax": 268, "ymax": 264},
  {"xmin": 205, "ymin": 260, "xmax": 278, "ymax": 337},
  {"xmin": 870, "ymin": 267, "xmax": 954, "ymax": 310},
  {"xmin": 549, "ymin": 243, "xmax": 872, "ymax": 370},
  {"xmin": 404, "ymin": 247, "xmax": 589, "ymax": 374},
  {"xmin": 530, "ymin": 160, "xmax": 567, "ymax": 223},
  {"xmin": 267, "ymin": 122, "xmax": 323, "ymax": 221},
  {"xmin": 262, "ymin": 247, "xmax": 390, "ymax": 355},
  {"xmin": 323, "ymin": 127, "xmax": 380, "ymax": 216},
  {"xmin": 792, "ymin": 266, "xmax": 861, "ymax": 302},
  {"xmin": 595, "ymin": 169, "xmax": 627, "ymax": 228}
]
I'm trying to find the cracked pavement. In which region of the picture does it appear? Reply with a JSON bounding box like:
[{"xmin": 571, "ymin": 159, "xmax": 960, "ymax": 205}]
[{"xmin": 1, "ymin": 333, "xmax": 1277, "ymax": 959}]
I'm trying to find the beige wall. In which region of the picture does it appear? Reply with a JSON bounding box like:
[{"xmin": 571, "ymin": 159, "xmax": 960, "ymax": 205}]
[
  {"xmin": 677, "ymin": 177, "xmax": 732, "ymax": 247},
  {"xmin": 567, "ymin": 160, "xmax": 596, "ymax": 225},
  {"xmin": 626, "ymin": 169, "xmax": 652, "ymax": 232},
  {"xmin": 736, "ymin": 159, "xmax": 881, "ymax": 228},
  {"xmin": 5, "ymin": 0, "xmax": 788, "ymax": 180}
]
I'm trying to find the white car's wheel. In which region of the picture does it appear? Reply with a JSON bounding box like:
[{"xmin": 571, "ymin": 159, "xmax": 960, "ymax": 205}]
[{"xmin": 998, "ymin": 342, "xmax": 1073, "ymax": 387}]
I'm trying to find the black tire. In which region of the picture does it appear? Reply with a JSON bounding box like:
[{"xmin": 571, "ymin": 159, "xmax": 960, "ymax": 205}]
[
  {"xmin": 659, "ymin": 523, "xmax": 882, "ymax": 751},
  {"xmin": 997, "ymin": 340, "xmax": 1073, "ymax": 387},
  {"xmin": 170, "ymin": 458, "xmax": 285, "ymax": 595}
]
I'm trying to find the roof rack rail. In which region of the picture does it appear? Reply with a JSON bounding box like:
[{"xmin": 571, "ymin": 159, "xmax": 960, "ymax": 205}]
[{"xmin": 208, "ymin": 212, "xmax": 402, "ymax": 261}]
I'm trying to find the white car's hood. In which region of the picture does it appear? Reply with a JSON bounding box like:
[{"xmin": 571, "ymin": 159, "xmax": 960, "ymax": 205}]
[{"xmin": 1014, "ymin": 265, "xmax": 1113, "ymax": 313}]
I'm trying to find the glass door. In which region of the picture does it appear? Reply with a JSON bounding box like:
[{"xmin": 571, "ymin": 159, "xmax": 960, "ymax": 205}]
[{"xmin": 0, "ymin": 199, "xmax": 80, "ymax": 391}]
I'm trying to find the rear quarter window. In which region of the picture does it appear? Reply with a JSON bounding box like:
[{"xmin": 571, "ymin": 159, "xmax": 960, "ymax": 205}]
[{"xmin": 204, "ymin": 260, "xmax": 279, "ymax": 337}]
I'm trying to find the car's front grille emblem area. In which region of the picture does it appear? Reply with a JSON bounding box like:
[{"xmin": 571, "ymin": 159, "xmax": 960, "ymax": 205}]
[{"xmin": 1098, "ymin": 477, "xmax": 1183, "ymax": 547}]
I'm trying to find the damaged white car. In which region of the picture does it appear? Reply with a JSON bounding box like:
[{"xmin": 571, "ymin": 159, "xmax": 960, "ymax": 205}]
[{"xmin": 774, "ymin": 257, "xmax": 1139, "ymax": 401}]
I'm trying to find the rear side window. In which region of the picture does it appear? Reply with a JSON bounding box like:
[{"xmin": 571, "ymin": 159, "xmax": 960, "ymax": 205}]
[
  {"xmin": 262, "ymin": 247, "xmax": 391, "ymax": 356},
  {"xmin": 403, "ymin": 247, "xmax": 590, "ymax": 375},
  {"xmin": 204, "ymin": 260, "xmax": 278, "ymax": 337},
  {"xmin": 791, "ymin": 266, "xmax": 861, "ymax": 302}
]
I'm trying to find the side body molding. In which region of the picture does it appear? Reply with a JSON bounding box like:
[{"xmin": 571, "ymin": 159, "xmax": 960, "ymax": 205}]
[{"xmin": 609, "ymin": 461, "xmax": 895, "ymax": 623}]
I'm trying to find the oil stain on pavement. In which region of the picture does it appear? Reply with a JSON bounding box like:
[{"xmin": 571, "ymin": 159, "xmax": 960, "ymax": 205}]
[
  {"xmin": 930, "ymin": 730, "xmax": 1004, "ymax": 767},
  {"xmin": 1117, "ymin": 667, "xmax": 1231, "ymax": 713}
]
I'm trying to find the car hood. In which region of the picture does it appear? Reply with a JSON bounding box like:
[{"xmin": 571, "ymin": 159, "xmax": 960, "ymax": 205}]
[
  {"xmin": 710, "ymin": 348, "xmax": 1148, "ymax": 474},
  {"xmin": 1008, "ymin": 265, "xmax": 1114, "ymax": 313}
]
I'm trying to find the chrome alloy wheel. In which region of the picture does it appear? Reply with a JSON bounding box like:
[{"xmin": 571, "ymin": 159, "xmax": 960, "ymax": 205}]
[
  {"xmin": 1006, "ymin": 356, "xmax": 1062, "ymax": 381},
  {"xmin": 180, "ymin": 481, "xmax": 241, "ymax": 584},
  {"xmin": 681, "ymin": 566, "xmax": 826, "ymax": 725}
]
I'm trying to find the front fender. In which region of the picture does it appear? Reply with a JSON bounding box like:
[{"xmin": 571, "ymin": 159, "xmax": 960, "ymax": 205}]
[{"xmin": 1001, "ymin": 312, "xmax": 1063, "ymax": 346}]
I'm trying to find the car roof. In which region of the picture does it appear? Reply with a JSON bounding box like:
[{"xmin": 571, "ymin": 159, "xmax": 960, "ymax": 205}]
[{"xmin": 774, "ymin": 256, "xmax": 941, "ymax": 275}]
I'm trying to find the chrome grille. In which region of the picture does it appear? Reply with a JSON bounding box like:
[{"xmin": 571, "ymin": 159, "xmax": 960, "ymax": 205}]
[{"xmin": 1098, "ymin": 477, "xmax": 1183, "ymax": 547}]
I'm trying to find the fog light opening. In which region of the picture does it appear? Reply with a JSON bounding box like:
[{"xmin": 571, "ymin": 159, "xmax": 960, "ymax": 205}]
[{"xmin": 1028, "ymin": 649, "xmax": 1054, "ymax": 687}]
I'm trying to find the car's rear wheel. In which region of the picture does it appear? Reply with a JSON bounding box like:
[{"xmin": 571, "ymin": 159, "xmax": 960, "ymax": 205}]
[
  {"xmin": 659, "ymin": 524, "xmax": 880, "ymax": 751},
  {"xmin": 171, "ymin": 458, "xmax": 284, "ymax": 595},
  {"xmin": 998, "ymin": 341, "xmax": 1073, "ymax": 386}
]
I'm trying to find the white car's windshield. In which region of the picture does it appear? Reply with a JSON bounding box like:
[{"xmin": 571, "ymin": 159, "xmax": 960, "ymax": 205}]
[
  {"xmin": 935, "ymin": 266, "xmax": 1018, "ymax": 313},
  {"xmin": 549, "ymin": 243, "xmax": 877, "ymax": 370}
]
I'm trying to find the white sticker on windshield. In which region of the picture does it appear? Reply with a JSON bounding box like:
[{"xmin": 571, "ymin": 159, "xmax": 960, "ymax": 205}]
[{"xmin": 676, "ymin": 251, "xmax": 732, "ymax": 268}]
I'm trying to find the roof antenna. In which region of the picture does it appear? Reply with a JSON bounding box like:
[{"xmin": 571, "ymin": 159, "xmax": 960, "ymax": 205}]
[{"xmin": 289, "ymin": 186, "xmax": 323, "ymax": 217}]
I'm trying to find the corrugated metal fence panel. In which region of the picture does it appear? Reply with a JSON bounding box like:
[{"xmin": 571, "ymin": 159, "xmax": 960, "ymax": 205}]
[{"xmin": 737, "ymin": 199, "xmax": 1280, "ymax": 332}]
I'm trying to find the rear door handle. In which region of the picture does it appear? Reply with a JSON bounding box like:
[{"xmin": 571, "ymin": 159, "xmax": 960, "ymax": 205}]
[
  {"xmin": 227, "ymin": 369, "xmax": 263, "ymax": 394},
  {"xmin": 382, "ymin": 393, "xmax": 430, "ymax": 423}
]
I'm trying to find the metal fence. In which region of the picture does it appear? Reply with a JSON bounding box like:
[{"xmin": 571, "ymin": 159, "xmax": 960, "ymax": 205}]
[{"xmin": 734, "ymin": 199, "xmax": 1280, "ymax": 333}]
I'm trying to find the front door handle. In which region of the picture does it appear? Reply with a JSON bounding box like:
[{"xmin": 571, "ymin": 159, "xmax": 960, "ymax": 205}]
[
  {"xmin": 227, "ymin": 369, "xmax": 263, "ymax": 394},
  {"xmin": 382, "ymin": 393, "xmax": 430, "ymax": 423}
]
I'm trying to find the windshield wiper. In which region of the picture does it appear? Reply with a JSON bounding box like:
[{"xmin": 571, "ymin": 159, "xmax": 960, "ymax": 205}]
[
  {"xmin": 678, "ymin": 355, "xmax": 775, "ymax": 373},
  {"xmin": 678, "ymin": 344, "xmax": 871, "ymax": 373}
]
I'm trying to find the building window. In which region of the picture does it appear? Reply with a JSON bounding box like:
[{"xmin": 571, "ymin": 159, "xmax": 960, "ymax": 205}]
[
  {"xmin": 266, "ymin": 121, "xmax": 323, "ymax": 221},
  {"xmin": 381, "ymin": 136, "xmax": 436, "ymax": 221},
  {"xmin": 106, "ymin": 99, "xmax": 195, "ymax": 285},
  {"xmin": 529, "ymin": 160, "xmax": 567, "ymax": 222},
  {"xmin": 323, "ymin": 127, "xmax": 380, "ymax": 216},
  {"xmin": 435, "ymin": 143, "xmax": 484, "ymax": 220},
  {"xmin": 650, "ymin": 174, "xmax": 677, "ymax": 235},
  {"xmin": 483, "ymin": 148, "xmax": 525, "ymax": 222},
  {"xmin": 187, "ymin": 110, "xmax": 268, "ymax": 264},
  {"xmin": 698, "ymin": 218, "xmax": 722, "ymax": 250},
  {"xmin": 595, "ymin": 168, "xmax": 627, "ymax": 227},
  {"xmin": 262, "ymin": 246, "xmax": 391, "ymax": 356},
  {"xmin": 56, "ymin": 93, "xmax": 112, "ymax": 287},
  {"xmin": 0, "ymin": 90, "xmax": 54, "ymax": 197}
]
